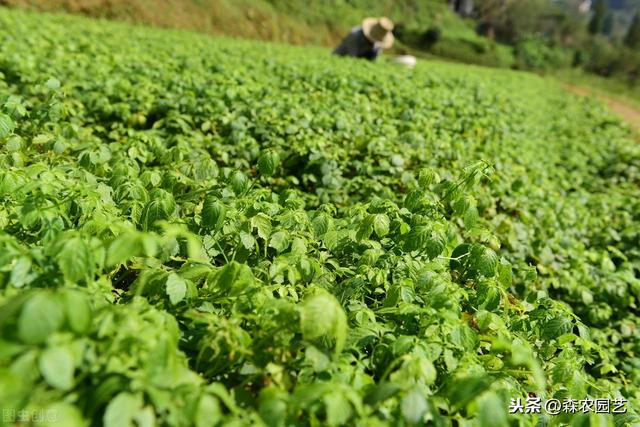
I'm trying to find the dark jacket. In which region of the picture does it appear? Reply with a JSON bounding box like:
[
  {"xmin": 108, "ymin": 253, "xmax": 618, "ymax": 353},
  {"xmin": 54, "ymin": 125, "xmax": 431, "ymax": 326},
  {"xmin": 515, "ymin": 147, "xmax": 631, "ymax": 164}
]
[{"xmin": 333, "ymin": 27, "xmax": 380, "ymax": 61}]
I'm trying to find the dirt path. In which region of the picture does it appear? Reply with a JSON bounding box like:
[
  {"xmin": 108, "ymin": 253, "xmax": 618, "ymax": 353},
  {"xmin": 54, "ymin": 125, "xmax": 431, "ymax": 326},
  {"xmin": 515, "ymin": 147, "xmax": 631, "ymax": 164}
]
[{"xmin": 564, "ymin": 84, "xmax": 640, "ymax": 133}]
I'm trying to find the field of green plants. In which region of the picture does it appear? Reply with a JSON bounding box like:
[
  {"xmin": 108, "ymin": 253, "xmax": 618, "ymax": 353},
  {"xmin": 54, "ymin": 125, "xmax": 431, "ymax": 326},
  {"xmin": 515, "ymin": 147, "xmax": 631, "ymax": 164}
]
[{"xmin": 0, "ymin": 8, "xmax": 639, "ymax": 427}]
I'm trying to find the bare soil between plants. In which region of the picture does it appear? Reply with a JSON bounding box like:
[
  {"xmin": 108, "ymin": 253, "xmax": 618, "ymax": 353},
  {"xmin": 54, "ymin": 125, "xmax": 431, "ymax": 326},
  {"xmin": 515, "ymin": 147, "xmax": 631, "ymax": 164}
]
[{"xmin": 564, "ymin": 84, "xmax": 640, "ymax": 134}]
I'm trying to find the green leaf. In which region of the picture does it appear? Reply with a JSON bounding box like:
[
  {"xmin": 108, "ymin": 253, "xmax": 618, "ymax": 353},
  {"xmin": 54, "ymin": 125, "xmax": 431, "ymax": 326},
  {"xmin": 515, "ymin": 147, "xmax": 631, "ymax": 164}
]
[
  {"xmin": 300, "ymin": 292, "xmax": 347, "ymax": 355},
  {"xmin": 418, "ymin": 168, "xmax": 439, "ymax": 187},
  {"xmin": 239, "ymin": 231, "xmax": 255, "ymax": 250},
  {"xmin": 48, "ymin": 102, "xmax": 65, "ymax": 121},
  {"xmin": 18, "ymin": 292, "xmax": 65, "ymax": 344},
  {"xmin": 364, "ymin": 383, "xmax": 401, "ymax": 406},
  {"xmin": 257, "ymin": 150, "xmax": 280, "ymax": 176},
  {"xmin": 425, "ymin": 230, "xmax": 446, "ymax": 260},
  {"xmin": 210, "ymin": 261, "xmax": 254, "ymax": 296},
  {"xmin": 107, "ymin": 232, "xmax": 157, "ymax": 266},
  {"xmin": 61, "ymin": 290, "xmax": 92, "ymax": 334},
  {"xmin": 478, "ymin": 392, "xmax": 508, "ymax": 427},
  {"xmin": 404, "ymin": 190, "xmax": 425, "ymax": 212},
  {"xmin": 10, "ymin": 256, "xmax": 33, "ymax": 288},
  {"xmin": 251, "ymin": 213, "xmax": 272, "ymax": 240},
  {"xmin": 452, "ymin": 195, "xmax": 471, "ymax": 215},
  {"xmin": 45, "ymin": 77, "xmax": 61, "ymax": 90},
  {"xmin": 390, "ymin": 154, "xmax": 405, "ymax": 167},
  {"xmin": 201, "ymin": 196, "xmax": 226, "ymax": 230},
  {"xmin": 312, "ymin": 213, "xmax": 331, "ymax": 237},
  {"xmin": 541, "ymin": 316, "xmax": 573, "ymax": 340},
  {"xmin": 404, "ymin": 225, "xmax": 447, "ymax": 259},
  {"xmin": 496, "ymin": 260, "xmax": 513, "ymax": 288},
  {"xmin": 54, "ymin": 235, "xmax": 94, "ymax": 283},
  {"xmin": 42, "ymin": 403, "xmax": 85, "ymax": 427},
  {"xmin": 53, "ymin": 139, "xmax": 66, "ymax": 153},
  {"xmin": 5, "ymin": 135, "xmax": 22, "ymax": 152},
  {"xmin": 4, "ymin": 95, "xmax": 27, "ymax": 118},
  {"xmin": 291, "ymin": 237, "xmax": 308, "ymax": 255},
  {"xmin": 476, "ymin": 282, "xmax": 501, "ymax": 311},
  {"xmin": 258, "ymin": 387, "xmax": 288, "ymax": 427},
  {"xmin": 450, "ymin": 244, "xmax": 497, "ymax": 279},
  {"xmin": 39, "ymin": 346, "xmax": 75, "ymax": 390},
  {"xmin": 33, "ymin": 134, "xmax": 53, "ymax": 145},
  {"xmin": 166, "ymin": 273, "xmax": 187, "ymax": 305},
  {"xmin": 0, "ymin": 113, "xmax": 15, "ymax": 139},
  {"xmin": 269, "ymin": 230, "xmax": 290, "ymax": 253},
  {"xmin": 464, "ymin": 205, "xmax": 479, "ymax": 228},
  {"xmin": 447, "ymin": 375, "xmax": 492, "ymax": 410},
  {"xmin": 356, "ymin": 215, "xmax": 374, "ymax": 241},
  {"xmin": 139, "ymin": 200, "xmax": 170, "ymax": 231},
  {"xmin": 401, "ymin": 388, "xmax": 428, "ymax": 425},
  {"xmin": 451, "ymin": 325, "xmax": 478, "ymax": 350},
  {"xmin": 373, "ymin": 213, "xmax": 390, "ymax": 238},
  {"xmin": 404, "ymin": 225, "xmax": 429, "ymax": 252},
  {"xmin": 103, "ymin": 392, "xmax": 142, "ymax": 427},
  {"xmin": 450, "ymin": 243, "xmax": 470, "ymax": 271},
  {"xmin": 324, "ymin": 392, "xmax": 352, "ymax": 426},
  {"xmin": 230, "ymin": 171, "xmax": 249, "ymax": 194},
  {"xmin": 360, "ymin": 248, "xmax": 382, "ymax": 266},
  {"xmin": 416, "ymin": 358, "xmax": 437, "ymax": 385},
  {"xmin": 390, "ymin": 356, "xmax": 437, "ymax": 387},
  {"xmin": 470, "ymin": 245, "xmax": 498, "ymax": 277},
  {"xmin": 133, "ymin": 407, "xmax": 155, "ymax": 427},
  {"xmin": 305, "ymin": 345, "xmax": 331, "ymax": 372},
  {"xmin": 195, "ymin": 394, "xmax": 222, "ymax": 427},
  {"xmin": 139, "ymin": 189, "xmax": 175, "ymax": 231}
]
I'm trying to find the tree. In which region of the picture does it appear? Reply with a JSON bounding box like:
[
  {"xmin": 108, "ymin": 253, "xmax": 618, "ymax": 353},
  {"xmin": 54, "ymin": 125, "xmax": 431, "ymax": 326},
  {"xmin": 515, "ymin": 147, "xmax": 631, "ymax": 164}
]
[
  {"xmin": 474, "ymin": 0, "xmax": 552, "ymax": 44},
  {"xmin": 602, "ymin": 12, "xmax": 614, "ymax": 36},
  {"xmin": 625, "ymin": 12, "xmax": 640, "ymax": 48},
  {"xmin": 588, "ymin": 0, "xmax": 607, "ymax": 34},
  {"xmin": 450, "ymin": 0, "xmax": 475, "ymax": 17}
]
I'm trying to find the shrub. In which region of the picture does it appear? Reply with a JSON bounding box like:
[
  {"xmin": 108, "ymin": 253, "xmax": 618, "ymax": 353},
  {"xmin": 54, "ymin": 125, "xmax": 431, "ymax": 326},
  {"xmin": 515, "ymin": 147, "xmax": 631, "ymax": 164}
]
[
  {"xmin": 420, "ymin": 26, "xmax": 442, "ymax": 48},
  {"xmin": 430, "ymin": 37, "xmax": 514, "ymax": 68},
  {"xmin": 513, "ymin": 36, "xmax": 571, "ymax": 72}
]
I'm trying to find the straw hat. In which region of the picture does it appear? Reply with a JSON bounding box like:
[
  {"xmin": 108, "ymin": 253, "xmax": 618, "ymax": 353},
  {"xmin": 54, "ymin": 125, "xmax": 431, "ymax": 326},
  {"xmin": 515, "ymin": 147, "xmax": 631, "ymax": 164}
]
[{"xmin": 362, "ymin": 17, "xmax": 394, "ymax": 49}]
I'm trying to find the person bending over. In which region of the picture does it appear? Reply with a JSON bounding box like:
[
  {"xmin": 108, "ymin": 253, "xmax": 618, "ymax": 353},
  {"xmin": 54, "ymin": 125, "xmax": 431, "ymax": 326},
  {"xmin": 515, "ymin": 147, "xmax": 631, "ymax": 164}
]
[{"xmin": 333, "ymin": 17, "xmax": 394, "ymax": 61}]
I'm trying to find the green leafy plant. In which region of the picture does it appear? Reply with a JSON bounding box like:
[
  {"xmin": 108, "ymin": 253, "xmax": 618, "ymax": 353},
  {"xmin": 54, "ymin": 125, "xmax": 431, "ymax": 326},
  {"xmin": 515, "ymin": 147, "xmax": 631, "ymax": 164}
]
[{"xmin": 0, "ymin": 7, "xmax": 638, "ymax": 427}]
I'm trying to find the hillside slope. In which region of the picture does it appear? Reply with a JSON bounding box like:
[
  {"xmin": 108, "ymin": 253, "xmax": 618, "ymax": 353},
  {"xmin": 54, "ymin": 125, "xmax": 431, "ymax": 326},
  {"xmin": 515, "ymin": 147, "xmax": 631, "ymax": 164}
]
[
  {"xmin": 2, "ymin": 0, "xmax": 476, "ymax": 46},
  {"xmin": 0, "ymin": 8, "xmax": 639, "ymax": 427}
]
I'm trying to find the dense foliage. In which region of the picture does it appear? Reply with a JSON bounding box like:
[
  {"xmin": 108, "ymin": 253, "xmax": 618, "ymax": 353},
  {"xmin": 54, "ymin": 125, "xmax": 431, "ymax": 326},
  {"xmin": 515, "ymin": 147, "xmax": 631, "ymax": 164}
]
[{"xmin": 0, "ymin": 8, "xmax": 639, "ymax": 427}]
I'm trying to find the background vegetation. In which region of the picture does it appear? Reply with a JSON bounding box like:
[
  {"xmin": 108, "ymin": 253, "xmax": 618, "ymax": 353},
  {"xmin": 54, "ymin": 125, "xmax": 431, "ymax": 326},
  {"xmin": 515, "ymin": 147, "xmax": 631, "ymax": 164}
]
[{"xmin": 3, "ymin": 0, "xmax": 640, "ymax": 102}]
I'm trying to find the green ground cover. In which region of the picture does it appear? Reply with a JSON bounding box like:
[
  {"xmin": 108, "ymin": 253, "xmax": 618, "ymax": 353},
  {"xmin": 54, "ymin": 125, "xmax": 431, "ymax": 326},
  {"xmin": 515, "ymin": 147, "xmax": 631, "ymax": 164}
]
[
  {"xmin": 5, "ymin": 0, "xmax": 514, "ymax": 68},
  {"xmin": 0, "ymin": 8, "xmax": 639, "ymax": 427}
]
